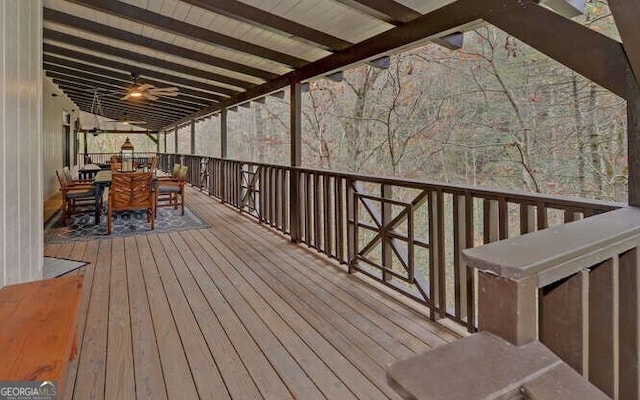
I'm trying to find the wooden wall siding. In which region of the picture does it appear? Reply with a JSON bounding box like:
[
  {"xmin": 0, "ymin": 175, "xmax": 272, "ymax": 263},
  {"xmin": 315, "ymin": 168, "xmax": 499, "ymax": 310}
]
[
  {"xmin": 43, "ymin": 77, "xmax": 79, "ymax": 200},
  {"xmin": 0, "ymin": 0, "xmax": 43, "ymax": 287}
]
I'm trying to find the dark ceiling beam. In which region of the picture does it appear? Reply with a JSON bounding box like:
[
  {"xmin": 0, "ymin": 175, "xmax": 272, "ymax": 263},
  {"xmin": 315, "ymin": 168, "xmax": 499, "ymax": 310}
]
[
  {"xmin": 49, "ymin": 75, "xmax": 197, "ymax": 116},
  {"xmin": 62, "ymin": 91, "xmax": 186, "ymax": 123},
  {"xmin": 71, "ymin": 101, "xmax": 172, "ymax": 130},
  {"xmin": 63, "ymin": 0, "xmax": 307, "ymax": 68},
  {"xmin": 48, "ymin": 72, "xmax": 207, "ymax": 115},
  {"xmin": 476, "ymin": 0, "xmax": 628, "ymax": 98},
  {"xmin": 43, "ymin": 29, "xmax": 254, "ymax": 90},
  {"xmin": 49, "ymin": 75, "xmax": 200, "ymax": 116},
  {"xmin": 172, "ymin": 0, "xmax": 631, "ymax": 128},
  {"xmin": 609, "ymin": 0, "xmax": 640, "ymax": 87},
  {"xmin": 43, "ymin": 8, "xmax": 277, "ymax": 81},
  {"xmin": 334, "ymin": 0, "xmax": 462, "ymax": 50},
  {"xmin": 70, "ymin": 100, "xmax": 178, "ymax": 130},
  {"xmin": 43, "ymin": 44, "xmax": 238, "ymax": 97},
  {"xmin": 334, "ymin": 0, "xmax": 420, "ymax": 24},
  {"xmin": 179, "ymin": 0, "xmax": 352, "ymax": 52},
  {"xmin": 61, "ymin": 87, "xmax": 188, "ymax": 121},
  {"xmin": 171, "ymin": 0, "xmax": 480, "ymax": 126},
  {"xmin": 43, "ymin": 60, "xmax": 220, "ymax": 104}
]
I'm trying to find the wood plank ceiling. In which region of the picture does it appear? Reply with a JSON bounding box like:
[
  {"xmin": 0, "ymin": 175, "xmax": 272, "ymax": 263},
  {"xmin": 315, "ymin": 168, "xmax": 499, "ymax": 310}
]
[
  {"xmin": 42, "ymin": 0, "xmax": 466, "ymax": 130},
  {"xmin": 42, "ymin": 0, "xmax": 601, "ymax": 131}
]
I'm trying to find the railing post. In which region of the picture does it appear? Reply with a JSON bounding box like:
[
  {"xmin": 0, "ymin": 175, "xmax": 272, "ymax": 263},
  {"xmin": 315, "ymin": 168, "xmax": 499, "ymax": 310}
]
[{"xmin": 476, "ymin": 271, "xmax": 537, "ymax": 346}]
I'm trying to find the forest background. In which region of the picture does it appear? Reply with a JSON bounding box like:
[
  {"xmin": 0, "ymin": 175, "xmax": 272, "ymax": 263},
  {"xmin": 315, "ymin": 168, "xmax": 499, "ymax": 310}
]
[{"xmin": 86, "ymin": 0, "xmax": 627, "ymax": 203}]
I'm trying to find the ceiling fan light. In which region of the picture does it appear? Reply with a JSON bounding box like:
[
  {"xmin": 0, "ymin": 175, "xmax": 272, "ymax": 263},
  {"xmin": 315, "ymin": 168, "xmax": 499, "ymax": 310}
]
[{"xmin": 129, "ymin": 91, "xmax": 143, "ymax": 98}]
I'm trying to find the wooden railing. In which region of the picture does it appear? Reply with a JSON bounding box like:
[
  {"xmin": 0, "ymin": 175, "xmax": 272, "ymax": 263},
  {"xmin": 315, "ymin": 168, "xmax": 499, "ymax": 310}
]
[
  {"xmin": 464, "ymin": 207, "xmax": 640, "ymax": 399},
  {"xmin": 159, "ymin": 153, "xmax": 623, "ymax": 329},
  {"xmin": 79, "ymin": 152, "xmax": 157, "ymax": 166}
]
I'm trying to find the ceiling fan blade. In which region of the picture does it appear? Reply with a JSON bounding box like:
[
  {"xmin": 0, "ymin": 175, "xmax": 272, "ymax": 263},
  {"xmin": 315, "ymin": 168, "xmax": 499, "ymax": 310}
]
[
  {"xmin": 150, "ymin": 91, "xmax": 179, "ymax": 97},
  {"xmin": 137, "ymin": 83, "xmax": 154, "ymax": 91},
  {"xmin": 149, "ymin": 87, "xmax": 178, "ymax": 93},
  {"xmin": 143, "ymin": 93, "xmax": 159, "ymax": 101},
  {"xmin": 121, "ymin": 94, "xmax": 131, "ymax": 100}
]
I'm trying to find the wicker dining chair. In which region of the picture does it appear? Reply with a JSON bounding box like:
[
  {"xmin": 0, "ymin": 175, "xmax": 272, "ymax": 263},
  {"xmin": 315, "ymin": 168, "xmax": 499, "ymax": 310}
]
[{"xmin": 107, "ymin": 172, "xmax": 156, "ymax": 234}]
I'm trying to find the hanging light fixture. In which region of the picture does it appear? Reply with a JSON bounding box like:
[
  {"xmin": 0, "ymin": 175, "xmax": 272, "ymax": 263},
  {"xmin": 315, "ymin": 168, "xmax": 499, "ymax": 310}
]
[{"xmin": 89, "ymin": 89, "xmax": 105, "ymax": 136}]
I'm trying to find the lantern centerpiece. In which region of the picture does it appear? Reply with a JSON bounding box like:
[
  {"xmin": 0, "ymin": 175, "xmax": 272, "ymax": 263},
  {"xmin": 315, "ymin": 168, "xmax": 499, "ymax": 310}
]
[{"xmin": 120, "ymin": 137, "xmax": 135, "ymax": 172}]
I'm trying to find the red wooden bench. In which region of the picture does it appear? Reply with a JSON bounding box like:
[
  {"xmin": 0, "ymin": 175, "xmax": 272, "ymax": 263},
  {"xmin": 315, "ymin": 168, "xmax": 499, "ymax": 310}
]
[{"xmin": 0, "ymin": 275, "xmax": 84, "ymax": 395}]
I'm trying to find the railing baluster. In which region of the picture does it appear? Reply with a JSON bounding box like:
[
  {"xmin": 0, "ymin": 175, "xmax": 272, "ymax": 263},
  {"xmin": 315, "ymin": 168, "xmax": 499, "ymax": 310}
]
[
  {"xmin": 453, "ymin": 193, "xmax": 467, "ymax": 321},
  {"xmin": 588, "ymin": 258, "xmax": 617, "ymax": 398},
  {"xmin": 314, "ymin": 173, "xmax": 321, "ymax": 250},
  {"xmin": 347, "ymin": 179, "xmax": 356, "ymax": 274},
  {"xmin": 337, "ymin": 177, "xmax": 345, "ymax": 263},
  {"xmin": 382, "ymin": 184, "xmax": 393, "ymax": 282},
  {"xmin": 540, "ymin": 269, "xmax": 589, "ymax": 374},
  {"xmin": 619, "ymin": 248, "xmax": 640, "ymax": 400},
  {"xmin": 483, "ymin": 199, "xmax": 499, "ymax": 244},
  {"xmin": 304, "ymin": 172, "xmax": 311, "ymax": 244},
  {"xmin": 289, "ymin": 168, "xmax": 301, "ymax": 242},
  {"xmin": 537, "ymin": 201, "xmax": 548, "ymax": 230},
  {"xmin": 323, "ymin": 174, "xmax": 332, "ymax": 256},
  {"xmin": 498, "ymin": 197, "xmax": 508, "ymax": 240}
]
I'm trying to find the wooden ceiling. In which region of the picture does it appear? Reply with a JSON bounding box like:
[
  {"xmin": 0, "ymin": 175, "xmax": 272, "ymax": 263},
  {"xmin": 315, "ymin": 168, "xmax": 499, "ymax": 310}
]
[{"xmin": 43, "ymin": 0, "xmax": 637, "ymax": 131}]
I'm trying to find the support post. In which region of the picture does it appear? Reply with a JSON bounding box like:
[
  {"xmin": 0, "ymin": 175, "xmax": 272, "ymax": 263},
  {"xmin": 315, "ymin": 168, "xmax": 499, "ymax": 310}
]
[
  {"xmin": 220, "ymin": 109, "xmax": 228, "ymax": 159},
  {"xmin": 219, "ymin": 109, "xmax": 228, "ymax": 203},
  {"xmin": 83, "ymin": 130, "xmax": 88, "ymax": 163},
  {"xmin": 627, "ymin": 68, "xmax": 640, "ymax": 206},
  {"xmin": 190, "ymin": 120, "xmax": 195, "ymax": 155},
  {"xmin": 174, "ymin": 126, "xmax": 178, "ymax": 155},
  {"xmin": 290, "ymin": 82, "xmax": 302, "ymax": 242}
]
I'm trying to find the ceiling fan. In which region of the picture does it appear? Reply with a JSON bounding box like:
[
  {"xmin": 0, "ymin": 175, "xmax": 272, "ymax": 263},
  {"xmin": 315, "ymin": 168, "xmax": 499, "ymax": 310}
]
[{"xmin": 121, "ymin": 72, "xmax": 179, "ymax": 101}]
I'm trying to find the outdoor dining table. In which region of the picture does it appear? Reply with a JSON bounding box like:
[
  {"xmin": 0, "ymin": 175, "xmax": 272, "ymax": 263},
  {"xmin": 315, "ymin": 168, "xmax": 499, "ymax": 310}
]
[{"xmin": 92, "ymin": 170, "xmax": 157, "ymax": 225}]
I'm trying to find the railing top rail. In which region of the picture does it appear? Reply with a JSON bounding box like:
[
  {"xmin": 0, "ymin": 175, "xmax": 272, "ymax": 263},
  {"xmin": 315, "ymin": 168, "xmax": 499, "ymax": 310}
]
[
  {"xmin": 463, "ymin": 206, "xmax": 640, "ymax": 286},
  {"xmin": 161, "ymin": 153, "xmax": 624, "ymax": 212}
]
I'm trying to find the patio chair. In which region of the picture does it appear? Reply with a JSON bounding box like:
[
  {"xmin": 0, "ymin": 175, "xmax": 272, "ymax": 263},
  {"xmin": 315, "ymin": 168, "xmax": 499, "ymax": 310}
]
[
  {"xmin": 56, "ymin": 169, "xmax": 98, "ymax": 226},
  {"xmin": 149, "ymin": 156, "xmax": 158, "ymax": 172},
  {"xmin": 156, "ymin": 165, "xmax": 188, "ymax": 216},
  {"xmin": 107, "ymin": 172, "xmax": 156, "ymax": 234}
]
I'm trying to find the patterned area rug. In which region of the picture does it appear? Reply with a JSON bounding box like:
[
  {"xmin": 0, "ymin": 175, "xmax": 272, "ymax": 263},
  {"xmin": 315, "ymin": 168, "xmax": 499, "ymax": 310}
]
[
  {"xmin": 45, "ymin": 206, "xmax": 210, "ymax": 243},
  {"xmin": 43, "ymin": 257, "xmax": 88, "ymax": 278}
]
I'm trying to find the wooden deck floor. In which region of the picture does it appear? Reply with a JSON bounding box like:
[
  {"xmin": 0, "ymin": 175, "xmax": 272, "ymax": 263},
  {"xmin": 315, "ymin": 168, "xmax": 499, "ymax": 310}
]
[{"xmin": 44, "ymin": 187, "xmax": 458, "ymax": 400}]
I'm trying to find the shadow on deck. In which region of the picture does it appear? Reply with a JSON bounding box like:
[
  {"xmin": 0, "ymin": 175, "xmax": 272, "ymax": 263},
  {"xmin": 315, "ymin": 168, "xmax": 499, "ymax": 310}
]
[{"xmin": 44, "ymin": 187, "xmax": 458, "ymax": 400}]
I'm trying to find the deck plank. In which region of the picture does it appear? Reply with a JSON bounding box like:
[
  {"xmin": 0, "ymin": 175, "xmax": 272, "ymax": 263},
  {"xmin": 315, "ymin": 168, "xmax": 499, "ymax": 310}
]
[
  {"xmin": 165, "ymin": 232, "xmax": 294, "ymax": 400},
  {"xmin": 135, "ymin": 235, "xmax": 199, "ymax": 400},
  {"xmin": 173, "ymin": 231, "xmax": 361, "ymax": 400},
  {"xmin": 162, "ymin": 232, "xmax": 326, "ymax": 400},
  {"xmin": 206, "ymin": 203, "xmax": 436, "ymax": 354},
  {"xmin": 105, "ymin": 237, "xmax": 136, "ymax": 400},
  {"xmin": 62, "ymin": 241, "xmax": 98, "ymax": 400},
  {"xmin": 46, "ymin": 188, "xmax": 458, "ymax": 400},
  {"xmin": 73, "ymin": 240, "xmax": 111, "ymax": 400},
  {"xmin": 157, "ymin": 233, "xmax": 263, "ymax": 400},
  {"xmin": 123, "ymin": 236, "xmax": 168, "ymax": 400},
  {"xmin": 147, "ymin": 234, "xmax": 231, "ymax": 400},
  {"xmin": 182, "ymin": 229, "xmax": 395, "ymax": 400}
]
